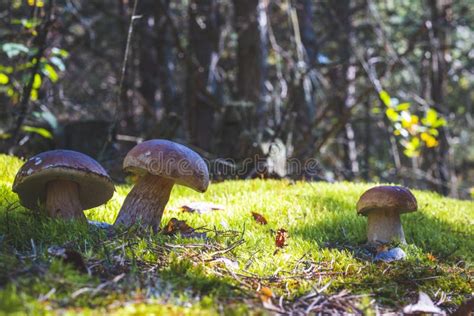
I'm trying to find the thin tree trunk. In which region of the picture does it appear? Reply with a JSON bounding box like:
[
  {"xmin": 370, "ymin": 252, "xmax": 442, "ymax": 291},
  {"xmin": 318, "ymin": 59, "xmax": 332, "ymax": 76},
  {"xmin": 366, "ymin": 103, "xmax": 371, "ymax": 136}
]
[
  {"xmin": 330, "ymin": 0, "xmax": 359, "ymax": 180},
  {"xmin": 291, "ymin": 0, "xmax": 317, "ymax": 155},
  {"xmin": 138, "ymin": 0, "xmax": 159, "ymax": 111},
  {"xmin": 234, "ymin": 0, "xmax": 268, "ymax": 135},
  {"xmin": 426, "ymin": 0, "xmax": 456, "ymax": 196},
  {"xmin": 363, "ymin": 100, "xmax": 372, "ymax": 181},
  {"xmin": 295, "ymin": 0, "xmax": 317, "ymax": 121},
  {"xmin": 156, "ymin": 0, "xmax": 178, "ymax": 116},
  {"xmin": 187, "ymin": 0, "xmax": 221, "ymax": 151}
]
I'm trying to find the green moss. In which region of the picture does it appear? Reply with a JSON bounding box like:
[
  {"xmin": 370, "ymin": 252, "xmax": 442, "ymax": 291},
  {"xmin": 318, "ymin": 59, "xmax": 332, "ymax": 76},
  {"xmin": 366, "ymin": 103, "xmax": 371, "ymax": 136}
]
[{"xmin": 0, "ymin": 154, "xmax": 472, "ymax": 314}]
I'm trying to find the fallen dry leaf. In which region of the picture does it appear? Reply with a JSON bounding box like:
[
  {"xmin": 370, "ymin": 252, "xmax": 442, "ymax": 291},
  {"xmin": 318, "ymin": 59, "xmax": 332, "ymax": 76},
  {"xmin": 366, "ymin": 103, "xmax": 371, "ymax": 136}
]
[
  {"xmin": 426, "ymin": 253, "xmax": 436, "ymax": 262},
  {"xmin": 163, "ymin": 218, "xmax": 194, "ymax": 235},
  {"xmin": 275, "ymin": 228, "xmax": 288, "ymax": 248},
  {"xmin": 180, "ymin": 202, "xmax": 224, "ymax": 214},
  {"xmin": 251, "ymin": 212, "xmax": 268, "ymax": 225},
  {"xmin": 259, "ymin": 287, "xmax": 274, "ymax": 303},
  {"xmin": 162, "ymin": 218, "xmax": 207, "ymax": 239}
]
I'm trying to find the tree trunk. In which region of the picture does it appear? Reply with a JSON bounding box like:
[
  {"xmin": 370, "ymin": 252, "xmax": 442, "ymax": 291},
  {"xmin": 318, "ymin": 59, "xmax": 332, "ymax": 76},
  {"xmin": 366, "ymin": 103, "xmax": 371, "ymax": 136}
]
[
  {"xmin": 187, "ymin": 0, "xmax": 221, "ymax": 151},
  {"xmin": 156, "ymin": 0, "xmax": 179, "ymax": 116},
  {"xmin": 295, "ymin": 0, "xmax": 317, "ymax": 121},
  {"xmin": 425, "ymin": 0, "xmax": 456, "ymax": 196},
  {"xmin": 138, "ymin": 0, "xmax": 180, "ymax": 137},
  {"xmin": 292, "ymin": 0, "xmax": 317, "ymax": 155},
  {"xmin": 331, "ymin": 0, "xmax": 359, "ymax": 180},
  {"xmin": 138, "ymin": 0, "xmax": 159, "ymax": 112},
  {"xmin": 234, "ymin": 0, "xmax": 268, "ymax": 134}
]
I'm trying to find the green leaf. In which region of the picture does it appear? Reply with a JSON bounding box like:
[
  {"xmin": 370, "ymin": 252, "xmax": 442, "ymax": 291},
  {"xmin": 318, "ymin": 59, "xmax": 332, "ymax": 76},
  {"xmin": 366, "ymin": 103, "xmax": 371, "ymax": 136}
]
[
  {"xmin": 49, "ymin": 56, "xmax": 65, "ymax": 72},
  {"xmin": 42, "ymin": 64, "xmax": 58, "ymax": 82},
  {"xmin": 385, "ymin": 108, "xmax": 399, "ymax": 121},
  {"xmin": 2, "ymin": 43, "xmax": 29, "ymax": 58},
  {"xmin": 0, "ymin": 133, "xmax": 11, "ymax": 140},
  {"xmin": 402, "ymin": 137, "xmax": 421, "ymax": 157},
  {"xmin": 30, "ymin": 89, "xmax": 38, "ymax": 101},
  {"xmin": 0, "ymin": 65, "xmax": 14, "ymax": 74},
  {"xmin": 379, "ymin": 90, "xmax": 392, "ymax": 107},
  {"xmin": 21, "ymin": 126, "xmax": 52, "ymax": 139},
  {"xmin": 433, "ymin": 117, "xmax": 447, "ymax": 128},
  {"xmin": 7, "ymin": 87, "xmax": 15, "ymax": 97},
  {"xmin": 33, "ymin": 108, "xmax": 58, "ymax": 129},
  {"xmin": 428, "ymin": 128, "xmax": 439, "ymax": 136},
  {"xmin": 422, "ymin": 108, "xmax": 438, "ymax": 126},
  {"xmin": 12, "ymin": 18, "xmax": 41, "ymax": 29},
  {"xmin": 0, "ymin": 73, "xmax": 8, "ymax": 85},
  {"xmin": 371, "ymin": 107, "xmax": 381, "ymax": 114},
  {"xmin": 403, "ymin": 148, "xmax": 419, "ymax": 158},
  {"xmin": 32, "ymin": 74, "xmax": 42, "ymax": 89},
  {"xmin": 52, "ymin": 47, "xmax": 69, "ymax": 58},
  {"xmin": 395, "ymin": 102, "xmax": 410, "ymax": 111}
]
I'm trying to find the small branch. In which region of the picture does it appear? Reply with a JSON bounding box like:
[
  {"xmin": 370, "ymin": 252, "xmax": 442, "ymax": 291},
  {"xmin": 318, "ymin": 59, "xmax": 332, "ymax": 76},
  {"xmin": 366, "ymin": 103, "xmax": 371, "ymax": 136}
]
[{"xmin": 99, "ymin": 0, "xmax": 141, "ymax": 159}]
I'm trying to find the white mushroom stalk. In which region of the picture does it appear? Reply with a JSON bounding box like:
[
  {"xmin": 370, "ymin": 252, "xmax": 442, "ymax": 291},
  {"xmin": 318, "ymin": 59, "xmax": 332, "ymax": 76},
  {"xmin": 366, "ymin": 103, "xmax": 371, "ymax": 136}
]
[
  {"xmin": 114, "ymin": 175, "xmax": 174, "ymax": 231},
  {"xmin": 366, "ymin": 209, "xmax": 405, "ymax": 244},
  {"xmin": 113, "ymin": 139, "xmax": 209, "ymax": 231},
  {"xmin": 45, "ymin": 179, "xmax": 85, "ymax": 220}
]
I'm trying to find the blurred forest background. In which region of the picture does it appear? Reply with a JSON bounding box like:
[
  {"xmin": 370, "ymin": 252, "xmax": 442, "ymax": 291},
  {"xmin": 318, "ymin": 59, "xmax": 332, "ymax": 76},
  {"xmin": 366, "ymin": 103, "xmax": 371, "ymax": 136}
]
[{"xmin": 0, "ymin": 0, "xmax": 472, "ymax": 198}]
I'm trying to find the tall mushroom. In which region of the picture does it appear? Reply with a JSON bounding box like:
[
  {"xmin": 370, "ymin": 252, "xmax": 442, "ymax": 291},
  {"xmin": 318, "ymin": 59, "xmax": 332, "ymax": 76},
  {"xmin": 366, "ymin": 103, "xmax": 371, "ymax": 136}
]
[
  {"xmin": 114, "ymin": 139, "xmax": 209, "ymax": 231},
  {"xmin": 13, "ymin": 150, "xmax": 114, "ymax": 221},
  {"xmin": 356, "ymin": 186, "xmax": 417, "ymax": 244}
]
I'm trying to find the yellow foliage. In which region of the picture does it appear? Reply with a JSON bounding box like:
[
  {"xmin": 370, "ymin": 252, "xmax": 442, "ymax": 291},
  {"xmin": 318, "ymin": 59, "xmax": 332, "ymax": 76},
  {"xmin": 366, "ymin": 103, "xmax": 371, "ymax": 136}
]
[
  {"xmin": 421, "ymin": 132, "xmax": 439, "ymax": 147},
  {"xmin": 27, "ymin": 0, "xmax": 44, "ymax": 7}
]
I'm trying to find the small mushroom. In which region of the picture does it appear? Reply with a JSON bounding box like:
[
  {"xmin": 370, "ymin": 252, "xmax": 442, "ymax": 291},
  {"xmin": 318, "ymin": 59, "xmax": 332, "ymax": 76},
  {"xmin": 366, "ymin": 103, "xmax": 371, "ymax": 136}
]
[
  {"xmin": 356, "ymin": 186, "xmax": 417, "ymax": 245},
  {"xmin": 114, "ymin": 139, "xmax": 209, "ymax": 231},
  {"xmin": 12, "ymin": 150, "xmax": 114, "ymax": 221}
]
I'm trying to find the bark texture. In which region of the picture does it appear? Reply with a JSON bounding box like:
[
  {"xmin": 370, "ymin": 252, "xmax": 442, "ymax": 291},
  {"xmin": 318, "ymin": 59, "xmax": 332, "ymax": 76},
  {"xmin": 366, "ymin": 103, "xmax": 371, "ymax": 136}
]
[
  {"xmin": 45, "ymin": 180, "xmax": 85, "ymax": 221},
  {"xmin": 114, "ymin": 174, "xmax": 174, "ymax": 231}
]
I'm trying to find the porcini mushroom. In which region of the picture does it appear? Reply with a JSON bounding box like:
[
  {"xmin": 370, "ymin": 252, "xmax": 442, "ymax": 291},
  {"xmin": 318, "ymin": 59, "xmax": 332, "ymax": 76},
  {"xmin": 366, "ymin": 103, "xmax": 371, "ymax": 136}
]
[
  {"xmin": 356, "ymin": 186, "xmax": 417, "ymax": 245},
  {"xmin": 13, "ymin": 150, "xmax": 114, "ymax": 221},
  {"xmin": 114, "ymin": 139, "xmax": 209, "ymax": 231}
]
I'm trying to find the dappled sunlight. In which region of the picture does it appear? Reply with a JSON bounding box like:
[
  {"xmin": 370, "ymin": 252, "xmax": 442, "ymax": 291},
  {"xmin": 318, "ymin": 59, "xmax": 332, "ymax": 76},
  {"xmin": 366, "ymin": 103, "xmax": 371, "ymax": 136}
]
[{"xmin": 0, "ymin": 155, "xmax": 472, "ymax": 313}]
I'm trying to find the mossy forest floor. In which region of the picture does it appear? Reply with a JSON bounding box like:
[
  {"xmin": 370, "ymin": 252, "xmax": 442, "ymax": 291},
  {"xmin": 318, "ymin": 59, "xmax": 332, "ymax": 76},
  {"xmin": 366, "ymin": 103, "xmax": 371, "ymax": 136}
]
[{"xmin": 0, "ymin": 154, "xmax": 472, "ymax": 315}]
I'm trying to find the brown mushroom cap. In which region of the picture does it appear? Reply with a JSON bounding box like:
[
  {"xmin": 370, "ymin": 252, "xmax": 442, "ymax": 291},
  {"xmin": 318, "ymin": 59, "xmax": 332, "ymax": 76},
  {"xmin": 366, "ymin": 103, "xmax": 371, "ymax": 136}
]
[
  {"xmin": 357, "ymin": 185, "xmax": 417, "ymax": 216},
  {"xmin": 13, "ymin": 150, "xmax": 114, "ymax": 210},
  {"xmin": 123, "ymin": 139, "xmax": 209, "ymax": 192}
]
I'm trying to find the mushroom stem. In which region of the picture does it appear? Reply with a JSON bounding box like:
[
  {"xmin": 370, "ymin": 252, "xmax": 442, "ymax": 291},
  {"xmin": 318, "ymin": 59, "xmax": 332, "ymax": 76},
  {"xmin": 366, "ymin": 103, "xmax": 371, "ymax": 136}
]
[
  {"xmin": 45, "ymin": 180, "xmax": 86, "ymax": 221},
  {"xmin": 366, "ymin": 209, "xmax": 406, "ymax": 244},
  {"xmin": 114, "ymin": 174, "xmax": 174, "ymax": 231}
]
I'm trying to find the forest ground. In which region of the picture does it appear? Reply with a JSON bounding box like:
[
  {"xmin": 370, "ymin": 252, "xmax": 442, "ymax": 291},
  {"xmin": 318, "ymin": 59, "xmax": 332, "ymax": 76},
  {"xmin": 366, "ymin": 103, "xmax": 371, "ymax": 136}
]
[{"xmin": 0, "ymin": 155, "xmax": 472, "ymax": 315}]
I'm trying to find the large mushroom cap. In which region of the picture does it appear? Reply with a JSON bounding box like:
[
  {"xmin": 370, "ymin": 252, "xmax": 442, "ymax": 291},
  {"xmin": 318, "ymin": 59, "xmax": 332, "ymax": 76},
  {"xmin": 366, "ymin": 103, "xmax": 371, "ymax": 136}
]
[
  {"xmin": 13, "ymin": 150, "xmax": 114, "ymax": 210},
  {"xmin": 357, "ymin": 185, "xmax": 417, "ymax": 216},
  {"xmin": 123, "ymin": 139, "xmax": 209, "ymax": 192}
]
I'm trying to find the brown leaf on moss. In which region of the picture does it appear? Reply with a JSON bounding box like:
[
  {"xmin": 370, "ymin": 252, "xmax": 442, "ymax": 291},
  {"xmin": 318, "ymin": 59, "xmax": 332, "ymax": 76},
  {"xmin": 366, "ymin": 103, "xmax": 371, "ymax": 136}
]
[
  {"xmin": 163, "ymin": 218, "xmax": 194, "ymax": 235},
  {"xmin": 162, "ymin": 218, "xmax": 206, "ymax": 239},
  {"xmin": 275, "ymin": 228, "xmax": 288, "ymax": 248},
  {"xmin": 426, "ymin": 253, "xmax": 436, "ymax": 262},
  {"xmin": 251, "ymin": 212, "xmax": 268, "ymax": 225},
  {"xmin": 259, "ymin": 286, "xmax": 274, "ymax": 303}
]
